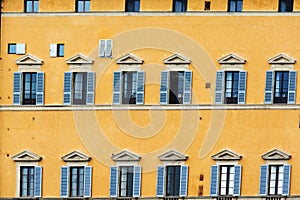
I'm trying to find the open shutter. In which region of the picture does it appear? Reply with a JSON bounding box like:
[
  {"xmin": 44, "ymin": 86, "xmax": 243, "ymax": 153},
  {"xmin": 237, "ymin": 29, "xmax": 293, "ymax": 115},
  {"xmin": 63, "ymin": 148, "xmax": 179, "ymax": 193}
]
[
  {"xmin": 210, "ymin": 165, "xmax": 219, "ymax": 196},
  {"xmin": 183, "ymin": 71, "xmax": 192, "ymax": 104},
  {"xmin": 282, "ymin": 164, "xmax": 291, "ymax": 196},
  {"xmin": 84, "ymin": 166, "xmax": 92, "ymax": 197},
  {"xmin": 105, "ymin": 39, "xmax": 113, "ymax": 57},
  {"xmin": 233, "ymin": 165, "xmax": 242, "ymax": 196},
  {"xmin": 215, "ymin": 71, "xmax": 224, "ymax": 104},
  {"xmin": 160, "ymin": 71, "xmax": 169, "ymax": 104},
  {"xmin": 34, "ymin": 166, "xmax": 42, "ymax": 197},
  {"xmin": 264, "ymin": 70, "xmax": 274, "ymax": 104},
  {"xmin": 133, "ymin": 166, "xmax": 142, "ymax": 197},
  {"xmin": 99, "ymin": 40, "xmax": 106, "ymax": 57},
  {"xmin": 259, "ymin": 164, "xmax": 268, "ymax": 196},
  {"xmin": 13, "ymin": 72, "xmax": 22, "ymax": 105},
  {"xmin": 156, "ymin": 166, "xmax": 165, "ymax": 197},
  {"xmin": 136, "ymin": 72, "xmax": 145, "ymax": 105},
  {"xmin": 112, "ymin": 71, "xmax": 122, "ymax": 104},
  {"xmin": 109, "ymin": 166, "xmax": 118, "ymax": 197},
  {"xmin": 16, "ymin": 43, "xmax": 26, "ymax": 55},
  {"xmin": 60, "ymin": 166, "xmax": 69, "ymax": 198},
  {"xmin": 86, "ymin": 72, "xmax": 95, "ymax": 105},
  {"xmin": 288, "ymin": 70, "xmax": 297, "ymax": 104},
  {"xmin": 36, "ymin": 72, "xmax": 44, "ymax": 105},
  {"xmin": 238, "ymin": 71, "xmax": 247, "ymax": 104},
  {"xmin": 50, "ymin": 44, "xmax": 57, "ymax": 57},
  {"xmin": 63, "ymin": 72, "xmax": 72, "ymax": 105},
  {"xmin": 179, "ymin": 165, "xmax": 188, "ymax": 197}
]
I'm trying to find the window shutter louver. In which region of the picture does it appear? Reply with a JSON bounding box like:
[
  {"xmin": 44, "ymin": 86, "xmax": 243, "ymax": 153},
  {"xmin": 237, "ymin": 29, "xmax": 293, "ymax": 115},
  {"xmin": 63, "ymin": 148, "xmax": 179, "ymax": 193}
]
[
  {"xmin": 156, "ymin": 166, "xmax": 165, "ymax": 197},
  {"xmin": 264, "ymin": 71, "xmax": 274, "ymax": 104},
  {"xmin": 179, "ymin": 165, "xmax": 188, "ymax": 197},
  {"xmin": 183, "ymin": 71, "xmax": 192, "ymax": 104},
  {"xmin": 282, "ymin": 164, "xmax": 291, "ymax": 196},
  {"xmin": 136, "ymin": 72, "xmax": 145, "ymax": 105},
  {"xmin": 105, "ymin": 39, "xmax": 113, "ymax": 57},
  {"xmin": 34, "ymin": 166, "xmax": 42, "ymax": 197},
  {"xmin": 259, "ymin": 164, "xmax": 268, "ymax": 196},
  {"xmin": 112, "ymin": 71, "xmax": 122, "ymax": 104},
  {"xmin": 109, "ymin": 166, "xmax": 118, "ymax": 197},
  {"xmin": 63, "ymin": 72, "xmax": 72, "ymax": 105},
  {"xmin": 84, "ymin": 166, "xmax": 92, "ymax": 197},
  {"xmin": 99, "ymin": 40, "xmax": 106, "ymax": 57},
  {"xmin": 60, "ymin": 166, "xmax": 69, "ymax": 198},
  {"xmin": 288, "ymin": 70, "xmax": 297, "ymax": 104},
  {"xmin": 86, "ymin": 72, "xmax": 95, "ymax": 105},
  {"xmin": 16, "ymin": 43, "xmax": 26, "ymax": 55},
  {"xmin": 36, "ymin": 72, "xmax": 44, "ymax": 105},
  {"xmin": 233, "ymin": 165, "xmax": 242, "ymax": 196},
  {"xmin": 238, "ymin": 71, "xmax": 247, "ymax": 104},
  {"xmin": 133, "ymin": 166, "xmax": 142, "ymax": 197},
  {"xmin": 160, "ymin": 71, "xmax": 169, "ymax": 104},
  {"xmin": 13, "ymin": 72, "xmax": 22, "ymax": 105},
  {"xmin": 50, "ymin": 44, "xmax": 57, "ymax": 57},
  {"xmin": 215, "ymin": 71, "xmax": 224, "ymax": 104},
  {"xmin": 210, "ymin": 165, "xmax": 219, "ymax": 196}
]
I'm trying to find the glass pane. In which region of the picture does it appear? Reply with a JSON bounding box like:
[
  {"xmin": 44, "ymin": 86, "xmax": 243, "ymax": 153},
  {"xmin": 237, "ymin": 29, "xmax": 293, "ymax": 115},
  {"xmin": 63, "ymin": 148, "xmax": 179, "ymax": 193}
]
[
  {"xmin": 34, "ymin": 0, "xmax": 39, "ymax": 12},
  {"xmin": 26, "ymin": 1, "xmax": 32, "ymax": 12},
  {"xmin": 85, "ymin": 1, "xmax": 90, "ymax": 12},
  {"xmin": 74, "ymin": 73, "xmax": 83, "ymax": 99},
  {"xmin": 78, "ymin": 1, "xmax": 84, "ymax": 12}
]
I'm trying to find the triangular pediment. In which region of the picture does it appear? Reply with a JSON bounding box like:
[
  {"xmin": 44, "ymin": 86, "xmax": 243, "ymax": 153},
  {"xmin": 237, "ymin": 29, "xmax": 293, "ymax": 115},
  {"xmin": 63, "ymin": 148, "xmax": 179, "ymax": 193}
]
[
  {"xmin": 116, "ymin": 53, "xmax": 144, "ymax": 64},
  {"xmin": 66, "ymin": 54, "xmax": 94, "ymax": 64},
  {"xmin": 112, "ymin": 150, "xmax": 141, "ymax": 161},
  {"xmin": 12, "ymin": 150, "xmax": 42, "ymax": 162},
  {"xmin": 158, "ymin": 150, "xmax": 188, "ymax": 161},
  {"xmin": 268, "ymin": 53, "xmax": 296, "ymax": 64},
  {"xmin": 212, "ymin": 149, "xmax": 242, "ymax": 161},
  {"xmin": 218, "ymin": 53, "xmax": 246, "ymax": 64},
  {"xmin": 62, "ymin": 151, "xmax": 91, "ymax": 162},
  {"xmin": 262, "ymin": 149, "xmax": 291, "ymax": 160},
  {"xmin": 163, "ymin": 54, "xmax": 191, "ymax": 64},
  {"xmin": 15, "ymin": 54, "xmax": 43, "ymax": 65}
]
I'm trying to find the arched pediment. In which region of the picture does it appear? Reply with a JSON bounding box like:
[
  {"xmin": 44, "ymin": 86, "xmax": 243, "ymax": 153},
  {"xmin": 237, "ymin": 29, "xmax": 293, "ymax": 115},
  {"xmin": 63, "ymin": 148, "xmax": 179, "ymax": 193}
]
[
  {"xmin": 218, "ymin": 53, "xmax": 246, "ymax": 64},
  {"xmin": 262, "ymin": 149, "xmax": 291, "ymax": 160},
  {"xmin": 12, "ymin": 150, "xmax": 42, "ymax": 162},
  {"xmin": 116, "ymin": 53, "xmax": 144, "ymax": 64},
  {"xmin": 212, "ymin": 149, "xmax": 242, "ymax": 161},
  {"xmin": 268, "ymin": 53, "xmax": 296, "ymax": 64},
  {"xmin": 61, "ymin": 151, "xmax": 91, "ymax": 162},
  {"xmin": 15, "ymin": 54, "xmax": 43, "ymax": 65},
  {"xmin": 111, "ymin": 150, "xmax": 141, "ymax": 161}
]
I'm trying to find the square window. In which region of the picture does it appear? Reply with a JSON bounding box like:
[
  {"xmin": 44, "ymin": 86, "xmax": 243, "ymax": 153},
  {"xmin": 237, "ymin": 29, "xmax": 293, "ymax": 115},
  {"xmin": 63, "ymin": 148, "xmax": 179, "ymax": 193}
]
[
  {"xmin": 125, "ymin": 0, "xmax": 140, "ymax": 12},
  {"xmin": 25, "ymin": 0, "xmax": 39, "ymax": 13},
  {"xmin": 57, "ymin": 44, "xmax": 64, "ymax": 57},
  {"xmin": 228, "ymin": 0, "xmax": 243, "ymax": 12},
  {"xmin": 76, "ymin": 0, "xmax": 90, "ymax": 12},
  {"xmin": 8, "ymin": 43, "xmax": 17, "ymax": 54},
  {"xmin": 279, "ymin": 0, "xmax": 294, "ymax": 12},
  {"xmin": 173, "ymin": 0, "xmax": 187, "ymax": 12}
]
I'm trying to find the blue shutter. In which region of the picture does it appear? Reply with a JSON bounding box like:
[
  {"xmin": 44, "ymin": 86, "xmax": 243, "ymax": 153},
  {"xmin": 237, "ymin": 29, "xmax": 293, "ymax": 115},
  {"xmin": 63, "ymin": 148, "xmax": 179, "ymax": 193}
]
[
  {"xmin": 282, "ymin": 164, "xmax": 291, "ymax": 196},
  {"xmin": 36, "ymin": 72, "xmax": 44, "ymax": 105},
  {"xmin": 183, "ymin": 71, "xmax": 192, "ymax": 104},
  {"xmin": 156, "ymin": 166, "xmax": 165, "ymax": 197},
  {"xmin": 136, "ymin": 72, "xmax": 145, "ymax": 105},
  {"xmin": 13, "ymin": 72, "xmax": 22, "ymax": 105},
  {"xmin": 86, "ymin": 72, "xmax": 95, "ymax": 105},
  {"xmin": 60, "ymin": 166, "xmax": 69, "ymax": 197},
  {"xmin": 259, "ymin": 164, "xmax": 268, "ymax": 196},
  {"xmin": 112, "ymin": 71, "xmax": 122, "ymax": 104},
  {"xmin": 210, "ymin": 165, "xmax": 219, "ymax": 196},
  {"xmin": 233, "ymin": 165, "xmax": 242, "ymax": 196},
  {"xmin": 99, "ymin": 40, "xmax": 105, "ymax": 57},
  {"xmin": 133, "ymin": 166, "xmax": 142, "ymax": 197},
  {"xmin": 238, "ymin": 71, "xmax": 247, "ymax": 104},
  {"xmin": 179, "ymin": 165, "xmax": 188, "ymax": 197},
  {"xmin": 84, "ymin": 166, "xmax": 92, "ymax": 197},
  {"xmin": 288, "ymin": 70, "xmax": 297, "ymax": 104},
  {"xmin": 105, "ymin": 39, "xmax": 113, "ymax": 57},
  {"xmin": 215, "ymin": 71, "xmax": 224, "ymax": 104},
  {"xmin": 34, "ymin": 166, "xmax": 42, "ymax": 197},
  {"xmin": 63, "ymin": 72, "xmax": 72, "ymax": 105},
  {"xmin": 160, "ymin": 71, "xmax": 169, "ymax": 104},
  {"xmin": 109, "ymin": 166, "xmax": 118, "ymax": 197},
  {"xmin": 264, "ymin": 71, "xmax": 274, "ymax": 104}
]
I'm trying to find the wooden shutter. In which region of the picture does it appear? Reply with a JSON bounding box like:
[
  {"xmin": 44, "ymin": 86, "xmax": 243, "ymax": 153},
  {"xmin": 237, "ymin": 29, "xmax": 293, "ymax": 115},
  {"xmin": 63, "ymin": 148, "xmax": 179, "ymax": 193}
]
[
  {"xmin": 238, "ymin": 71, "xmax": 247, "ymax": 104},
  {"xmin": 183, "ymin": 71, "xmax": 192, "ymax": 104},
  {"xmin": 63, "ymin": 72, "xmax": 72, "ymax": 105},
  {"xmin": 179, "ymin": 165, "xmax": 188, "ymax": 197},
  {"xmin": 156, "ymin": 166, "xmax": 165, "ymax": 197},
  {"xmin": 133, "ymin": 166, "xmax": 142, "ymax": 197},
  {"xmin": 233, "ymin": 165, "xmax": 242, "ymax": 196},
  {"xmin": 84, "ymin": 166, "xmax": 92, "ymax": 197},
  {"xmin": 282, "ymin": 164, "xmax": 291, "ymax": 196},
  {"xmin": 288, "ymin": 70, "xmax": 297, "ymax": 104},
  {"xmin": 215, "ymin": 71, "xmax": 224, "ymax": 104},
  {"xmin": 136, "ymin": 72, "xmax": 145, "ymax": 105},
  {"xmin": 160, "ymin": 71, "xmax": 169, "ymax": 104},
  {"xmin": 105, "ymin": 39, "xmax": 113, "ymax": 57},
  {"xmin": 210, "ymin": 165, "xmax": 219, "ymax": 196},
  {"xmin": 36, "ymin": 72, "xmax": 44, "ymax": 105},
  {"xmin": 99, "ymin": 40, "xmax": 106, "ymax": 57},
  {"xmin": 112, "ymin": 71, "xmax": 122, "ymax": 104},
  {"xmin": 34, "ymin": 166, "xmax": 42, "ymax": 197},
  {"xmin": 60, "ymin": 166, "xmax": 69, "ymax": 197},
  {"xmin": 86, "ymin": 72, "xmax": 95, "ymax": 105},
  {"xmin": 13, "ymin": 72, "xmax": 22, "ymax": 105},
  {"xmin": 16, "ymin": 43, "xmax": 26, "ymax": 54},
  {"xmin": 50, "ymin": 44, "xmax": 57, "ymax": 57},
  {"xmin": 259, "ymin": 164, "xmax": 268, "ymax": 196},
  {"xmin": 109, "ymin": 166, "xmax": 118, "ymax": 197},
  {"xmin": 264, "ymin": 70, "xmax": 274, "ymax": 104}
]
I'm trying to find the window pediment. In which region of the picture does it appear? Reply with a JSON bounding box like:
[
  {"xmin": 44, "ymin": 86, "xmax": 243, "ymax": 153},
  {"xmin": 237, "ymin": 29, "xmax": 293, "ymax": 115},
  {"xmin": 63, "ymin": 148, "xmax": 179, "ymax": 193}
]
[
  {"xmin": 15, "ymin": 54, "xmax": 43, "ymax": 65},
  {"xmin": 61, "ymin": 151, "xmax": 91, "ymax": 162},
  {"xmin": 65, "ymin": 54, "xmax": 94, "ymax": 64},
  {"xmin": 163, "ymin": 54, "xmax": 191, "ymax": 64},
  {"xmin": 116, "ymin": 53, "xmax": 144, "ymax": 64},
  {"xmin": 212, "ymin": 149, "xmax": 242, "ymax": 161},
  {"xmin": 111, "ymin": 150, "xmax": 141, "ymax": 161},
  {"xmin": 262, "ymin": 149, "xmax": 291, "ymax": 161},
  {"xmin": 158, "ymin": 149, "xmax": 188, "ymax": 161},
  {"xmin": 268, "ymin": 53, "xmax": 296, "ymax": 64},
  {"xmin": 12, "ymin": 150, "xmax": 42, "ymax": 162},
  {"xmin": 218, "ymin": 53, "xmax": 246, "ymax": 64}
]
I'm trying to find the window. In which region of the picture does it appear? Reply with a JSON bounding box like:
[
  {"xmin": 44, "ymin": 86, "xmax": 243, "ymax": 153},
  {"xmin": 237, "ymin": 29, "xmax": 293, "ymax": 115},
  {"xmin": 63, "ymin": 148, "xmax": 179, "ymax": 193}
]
[
  {"xmin": 50, "ymin": 44, "xmax": 64, "ymax": 57},
  {"xmin": 219, "ymin": 166, "xmax": 235, "ymax": 195},
  {"xmin": 8, "ymin": 43, "xmax": 16, "ymax": 54},
  {"xmin": 228, "ymin": 0, "xmax": 242, "ymax": 12},
  {"xmin": 204, "ymin": 1, "xmax": 211, "ymax": 10},
  {"xmin": 119, "ymin": 166, "xmax": 134, "ymax": 197},
  {"xmin": 224, "ymin": 71, "xmax": 239, "ymax": 104},
  {"xmin": 23, "ymin": 72, "xmax": 37, "ymax": 105},
  {"xmin": 76, "ymin": 0, "xmax": 90, "ymax": 12},
  {"xmin": 8, "ymin": 43, "xmax": 26, "ymax": 55},
  {"xmin": 166, "ymin": 166, "xmax": 181, "ymax": 196},
  {"xmin": 125, "ymin": 0, "xmax": 140, "ymax": 12},
  {"xmin": 279, "ymin": 0, "xmax": 293, "ymax": 12},
  {"xmin": 20, "ymin": 167, "xmax": 35, "ymax": 197},
  {"xmin": 70, "ymin": 167, "xmax": 84, "ymax": 197},
  {"xmin": 173, "ymin": 0, "xmax": 187, "ymax": 12},
  {"xmin": 122, "ymin": 71, "xmax": 137, "ymax": 104},
  {"xmin": 25, "ymin": 0, "xmax": 39, "ymax": 13},
  {"xmin": 274, "ymin": 71, "xmax": 289, "ymax": 103},
  {"xmin": 99, "ymin": 39, "xmax": 113, "ymax": 57}
]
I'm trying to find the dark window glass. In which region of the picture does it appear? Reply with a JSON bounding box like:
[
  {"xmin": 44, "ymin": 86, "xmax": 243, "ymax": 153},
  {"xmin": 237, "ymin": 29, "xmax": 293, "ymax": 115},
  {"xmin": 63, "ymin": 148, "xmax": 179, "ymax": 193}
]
[
  {"xmin": 70, "ymin": 167, "xmax": 84, "ymax": 197},
  {"xmin": 57, "ymin": 44, "xmax": 64, "ymax": 57},
  {"xmin": 173, "ymin": 0, "xmax": 187, "ymax": 12},
  {"xmin": 228, "ymin": 0, "xmax": 242, "ymax": 12},
  {"xmin": 166, "ymin": 166, "xmax": 180, "ymax": 196},
  {"xmin": 274, "ymin": 71, "xmax": 289, "ymax": 103},
  {"xmin": 122, "ymin": 71, "xmax": 137, "ymax": 104},
  {"xmin": 119, "ymin": 166, "xmax": 134, "ymax": 197},
  {"xmin": 73, "ymin": 72, "xmax": 87, "ymax": 105},
  {"xmin": 169, "ymin": 71, "xmax": 184, "ymax": 104},
  {"xmin": 219, "ymin": 166, "xmax": 234, "ymax": 195},
  {"xmin": 23, "ymin": 72, "xmax": 37, "ymax": 105},
  {"xmin": 8, "ymin": 43, "xmax": 17, "ymax": 54},
  {"xmin": 269, "ymin": 165, "xmax": 284, "ymax": 195},
  {"xmin": 225, "ymin": 71, "xmax": 239, "ymax": 104},
  {"xmin": 125, "ymin": 0, "xmax": 140, "ymax": 12},
  {"xmin": 20, "ymin": 167, "xmax": 34, "ymax": 197},
  {"xmin": 279, "ymin": 0, "xmax": 293, "ymax": 12},
  {"xmin": 76, "ymin": 0, "xmax": 90, "ymax": 12},
  {"xmin": 204, "ymin": 1, "xmax": 211, "ymax": 10},
  {"xmin": 25, "ymin": 0, "xmax": 39, "ymax": 13}
]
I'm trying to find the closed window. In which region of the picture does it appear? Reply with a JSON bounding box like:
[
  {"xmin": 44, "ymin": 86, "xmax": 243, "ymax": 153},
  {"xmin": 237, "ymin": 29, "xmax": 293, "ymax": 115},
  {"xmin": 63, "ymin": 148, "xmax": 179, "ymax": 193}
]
[
  {"xmin": 73, "ymin": 72, "xmax": 87, "ymax": 105},
  {"xmin": 228, "ymin": 0, "xmax": 242, "ymax": 12},
  {"xmin": 8, "ymin": 43, "xmax": 16, "ymax": 54},
  {"xmin": 25, "ymin": 0, "xmax": 39, "ymax": 13},
  {"xmin": 8, "ymin": 43, "xmax": 26, "ymax": 55},
  {"xmin": 279, "ymin": 0, "xmax": 293, "ymax": 12},
  {"xmin": 76, "ymin": 0, "xmax": 90, "ymax": 12},
  {"xmin": 70, "ymin": 167, "xmax": 84, "ymax": 197},
  {"xmin": 119, "ymin": 166, "xmax": 134, "ymax": 197},
  {"xmin": 166, "ymin": 166, "xmax": 181, "ymax": 196},
  {"xmin": 225, "ymin": 71, "xmax": 239, "ymax": 104},
  {"xmin": 122, "ymin": 71, "xmax": 137, "ymax": 104},
  {"xmin": 173, "ymin": 0, "xmax": 187, "ymax": 12},
  {"xmin": 99, "ymin": 39, "xmax": 113, "ymax": 57},
  {"xmin": 269, "ymin": 165, "xmax": 284, "ymax": 195},
  {"xmin": 19, "ymin": 166, "xmax": 42, "ymax": 197},
  {"xmin": 219, "ymin": 166, "xmax": 235, "ymax": 195},
  {"xmin": 125, "ymin": 0, "xmax": 140, "ymax": 12},
  {"xmin": 274, "ymin": 71, "xmax": 289, "ymax": 103},
  {"xmin": 23, "ymin": 72, "xmax": 37, "ymax": 105}
]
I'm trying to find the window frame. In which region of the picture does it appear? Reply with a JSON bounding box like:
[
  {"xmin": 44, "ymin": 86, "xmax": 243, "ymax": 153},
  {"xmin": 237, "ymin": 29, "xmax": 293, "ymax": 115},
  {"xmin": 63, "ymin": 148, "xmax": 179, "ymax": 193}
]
[
  {"xmin": 119, "ymin": 166, "xmax": 134, "ymax": 197},
  {"xmin": 224, "ymin": 71, "xmax": 239, "ymax": 104},
  {"xmin": 22, "ymin": 72, "xmax": 37, "ymax": 105},
  {"xmin": 125, "ymin": 0, "xmax": 140, "ymax": 12},
  {"xmin": 227, "ymin": 0, "xmax": 243, "ymax": 12},
  {"xmin": 8, "ymin": 43, "xmax": 17, "ymax": 54},
  {"xmin": 278, "ymin": 0, "xmax": 294, "ymax": 12},
  {"xmin": 20, "ymin": 166, "xmax": 35, "ymax": 197},
  {"xmin": 24, "ymin": 0, "xmax": 39, "ymax": 13},
  {"xmin": 172, "ymin": 0, "xmax": 187, "ymax": 12},
  {"xmin": 69, "ymin": 166, "xmax": 85, "ymax": 197},
  {"xmin": 273, "ymin": 71, "xmax": 289, "ymax": 104},
  {"xmin": 219, "ymin": 165, "xmax": 235, "ymax": 196},
  {"xmin": 76, "ymin": 0, "xmax": 90, "ymax": 12},
  {"xmin": 72, "ymin": 72, "xmax": 87, "ymax": 105},
  {"xmin": 166, "ymin": 165, "xmax": 181, "ymax": 197}
]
